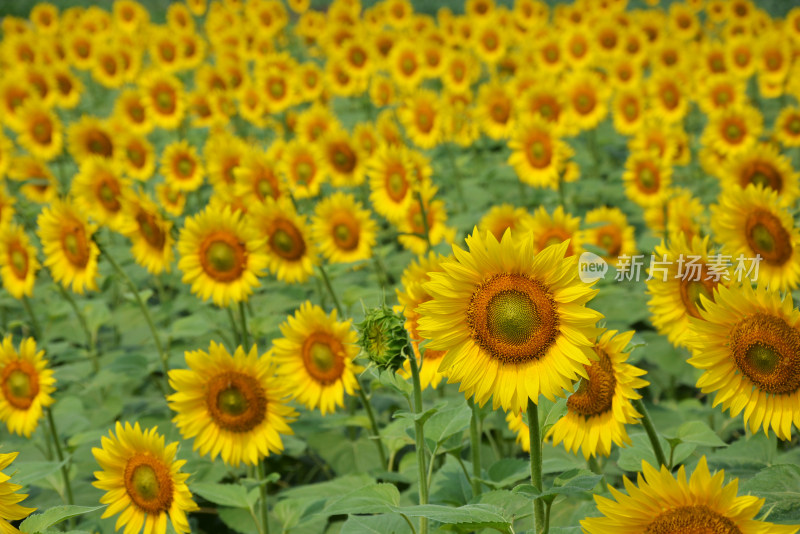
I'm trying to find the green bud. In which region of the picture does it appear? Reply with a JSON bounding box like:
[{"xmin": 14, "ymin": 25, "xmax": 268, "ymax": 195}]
[{"xmin": 357, "ymin": 305, "xmax": 409, "ymax": 373}]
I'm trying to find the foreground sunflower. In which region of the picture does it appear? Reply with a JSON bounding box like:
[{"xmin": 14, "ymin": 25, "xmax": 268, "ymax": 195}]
[
  {"xmin": 0, "ymin": 336, "xmax": 55, "ymax": 437},
  {"xmin": 582, "ymin": 456, "xmax": 798, "ymax": 533},
  {"xmin": 168, "ymin": 342, "xmax": 297, "ymax": 467},
  {"xmin": 687, "ymin": 283, "xmax": 800, "ymax": 440},
  {"xmin": 177, "ymin": 205, "xmax": 267, "ymax": 306},
  {"xmin": 271, "ymin": 302, "xmax": 362, "ymax": 415},
  {"xmin": 417, "ymin": 229, "xmax": 603, "ymax": 413},
  {"xmin": 93, "ymin": 422, "xmax": 197, "ymax": 534},
  {"xmin": 0, "ymin": 451, "xmax": 35, "ymax": 533},
  {"xmin": 547, "ymin": 330, "xmax": 648, "ymax": 459}
]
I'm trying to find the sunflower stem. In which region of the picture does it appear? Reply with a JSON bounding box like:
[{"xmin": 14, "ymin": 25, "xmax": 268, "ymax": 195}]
[
  {"xmin": 415, "ymin": 191, "xmax": 433, "ymax": 253},
  {"xmin": 55, "ymin": 284, "xmax": 98, "ymax": 373},
  {"xmin": 21, "ymin": 296, "xmax": 42, "ymax": 341},
  {"xmin": 662, "ymin": 200, "xmax": 669, "ymax": 243},
  {"xmin": 445, "ymin": 143, "xmax": 467, "ymax": 211},
  {"xmin": 557, "ymin": 171, "xmax": 566, "ymax": 209},
  {"xmin": 101, "ymin": 245, "xmax": 170, "ymax": 393},
  {"xmin": 632, "ymin": 398, "xmax": 668, "ymax": 468},
  {"xmin": 408, "ymin": 354, "xmax": 429, "ymax": 534},
  {"xmin": 257, "ymin": 461, "xmax": 270, "ymax": 534},
  {"xmin": 239, "ymin": 301, "xmax": 251, "ymax": 348},
  {"xmin": 317, "ymin": 263, "xmax": 344, "ymax": 317},
  {"xmin": 46, "ymin": 409, "xmax": 75, "ymax": 513},
  {"xmin": 468, "ymin": 398, "xmax": 482, "ymax": 497},
  {"xmin": 227, "ymin": 306, "xmax": 242, "ymax": 347},
  {"xmin": 356, "ymin": 380, "xmax": 388, "ymax": 470},
  {"xmin": 527, "ymin": 400, "xmax": 545, "ymax": 534}
]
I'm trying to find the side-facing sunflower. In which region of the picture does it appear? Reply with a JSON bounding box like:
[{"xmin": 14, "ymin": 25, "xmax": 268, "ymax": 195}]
[
  {"xmin": 710, "ymin": 185, "xmax": 800, "ymax": 291},
  {"xmin": 547, "ymin": 329, "xmax": 648, "ymax": 459},
  {"xmin": 0, "ymin": 336, "xmax": 55, "ymax": 437},
  {"xmin": 177, "ymin": 205, "xmax": 267, "ymax": 306},
  {"xmin": 168, "ymin": 342, "xmax": 297, "ymax": 467},
  {"xmin": 311, "ymin": 191, "xmax": 376, "ymax": 264},
  {"xmin": 582, "ymin": 456, "xmax": 798, "ymax": 533},
  {"xmin": 417, "ymin": 229, "xmax": 603, "ymax": 414},
  {"xmin": 92, "ymin": 422, "xmax": 198, "ymax": 534},
  {"xmin": 120, "ymin": 190, "xmax": 174, "ymax": 275},
  {"xmin": 687, "ymin": 282, "xmax": 800, "ymax": 440},
  {"xmin": 0, "ymin": 223, "xmax": 40, "ymax": 299},
  {"xmin": 271, "ymin": 301, "xmax": 362, "ymax": 416},
  {"xmin": 37, "ymin": 199, "xmax": 100, "ymax": 294}
]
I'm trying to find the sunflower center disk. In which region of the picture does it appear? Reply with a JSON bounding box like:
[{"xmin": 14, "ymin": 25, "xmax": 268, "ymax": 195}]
[
  {"xmin": 745, "ymin": 209, "xmax": 792, "ymax": 265},
  {"xmin": 10, "ymin": 247, "xmax": 28, "ymax": 278},
  {"xmin": 567, "ymin": 349, "xmax": 616, "ymax": 417},
  {"xmin": 6, "ymin": 369, "xmax": 33, "ymax": 402},
  {"xmin": 468, "ymin": 274, "xmax": 559, "ymax": 364},
  {"xmin": 206, "ymin": 241, "xmax": 237, "ymax": 273},
  {"xmin": 310, "ymin": 342, "xmax": 336, "ymax": 372},
  {"xmin": 62, "ymin": 227, "xmax": 90, "ymax": 267},
  {"xmin": 296, "ymin": 162, "xmax": 313, "ymax": 184},
  {"xmin": 333, "ymin": 221, "xmax": 359, "ymax": 250},
  {"xmin": 257, "ymin": 179, "xmax": 274, "ymax": 199},
  {"xmin": 730, "ymin": 312, "xmax": 800, "ymax": 395},
  {"xmin": 206, "ymin": 372, "xmax": 267, "ymax": 432},
  {"xmin": 217, "ymin": 387, "xmax": 249, "ymax": 416},
  {"xmin": 789, "ymin": 118, "xmax": 800, "ymax": 134},
  {"xmin": 645, "ymin": 505, "xmax": 741, "ymax": 534},
  {"xmin": 132, "ymin": 465, "xmax": 160, "ymax": 501},
  {"xmin": 301, "ymin": 333, "xmax": 345, "ymax": 385},
  {"xmin": 124, "ymin": 455, "xmax": 173, "ymax": 514},
  {"xmin": 177, "ymin": 158, "xmax": 193, "ymax": 177},
  {"xmin": 679, "ymin": 276, "xmax": 716, "ymax": 319}
]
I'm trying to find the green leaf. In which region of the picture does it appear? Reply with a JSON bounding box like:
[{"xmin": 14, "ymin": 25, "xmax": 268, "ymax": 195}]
[
  {"xmin": 191, "ymin": 482, "xmax": 250, "ymax": 508},
  {"xmin": 742, "ymin": 464, "xmax": 800, "ymax": 523},
  {"xmin": 377, "ymin": 370, "xmax": 413, "ymax": 397},
  {"xmin": 19, "ymin": 505, "xmax": 104, "ymax": 533},
  {"xmin": 394, "ymin": 406, "xmax": 439, "ymax": 426},
  {"xmin": 324, "ymin": 483, "xmax": 401, "ymax": 515},
  {"xmin": 617, "ymin": 432, "xmax": 693, "ymax": 472},
  {"xmin": 392, "ymin": 504, "xmax": 512, "ymax": 533},
  {"xmin": 481, "ymin": 459, "xmax": 530, "ymax": 490},
  {"xmin": 218, "ymin": 507, "xmax": 260, "ymax": 534},
  {"xmin": 665, "ymin": 421, "xmax": 727, "ymax": 448},
  {"xmin": 424, "ymin": 400, "xmax": 472, "ymax": 445},
  {"xmin": 512, "ymin": 469, "xmax": 601, "ymax": 503},
  {"xmin": 11, "ymin": 459, "xmax": 68, "ymax": 486},
  {"xmin": 340, "ymin": 514, "xmax": 412, "ymax": 533}
]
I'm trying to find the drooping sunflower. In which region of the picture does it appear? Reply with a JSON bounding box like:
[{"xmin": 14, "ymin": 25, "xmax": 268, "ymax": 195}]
[
  {"xmin": 710, "ymin": 185, "xmax": 800, "ymax": 291},
  {"xmin": 528, "ymin": 205, "xmax": 582, "ymax": 257},
  {"xmin": 248, "ymin": 198, "xmax": 318, "ymax": 284},
  {"xmin": 311, "ymin": 191, "xmax": 376, "ymax": 264},
  {"xmin": 161, "ymin": 140, "xmax": 204, "ymax": 192},
  {"xmin": 417, "ymin": 229, "xmax": 603, "ymax": 414},
  {"xmin": 92, "ymin": 422, "xmax": 197, "ymax": 534},
  {"xmin": 508, "ymin": 116, "xmax": 574, "ymax": 190},
  {"xmin": 0, "ymin": 451, "xmax": 35, "ymax": 532},
  {"xmin": 622, "ymin": 150, "xmax": 673, "ymax": 208},
  {"xmin": 547, "ymin": 329, "xmax": 648, "ymax": 459},
  {"xmin": 168, "ymin": 342, "xmax": 297, "ymax": 467},
  {"xmin": 0, "ymin": 336, "xmax": 55, "ymax": 437},
  {"xmin": 177, "ymin": 205, "xmax": 267, "ymax": 306},
  {"xmin": 272, "ymin": 302, "xmax": 362, "ymax": 416},
  {"xmin": 120, "ymin": 191, "xmax": 174, "ymax": 275},
  {"xmin": 478, "ymin": 204, "xmax": 534, "ymax": 242},
  {"xmin": 582, "ymin": 456, "xmax": 798, "ymax": 533},
  {"xmin": 0, "ymin": 223, "xmax": 40, "ymax": 299},
  {"xmin": 37, "ymin": 199, "xmax": 100, "ymax": 294},
  {"xmin": 579, "ymin": 207, "xmax": 637, "ymax": 267},
  {"xmin": 71, "ymin": 158, "xmax": 131, "ymax": 230}
]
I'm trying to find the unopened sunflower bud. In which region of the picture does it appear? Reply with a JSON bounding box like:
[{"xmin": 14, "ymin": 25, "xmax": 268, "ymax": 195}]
[{"xmin": 356, "ymin": 305, "xmax": 409, "ymax": 372}]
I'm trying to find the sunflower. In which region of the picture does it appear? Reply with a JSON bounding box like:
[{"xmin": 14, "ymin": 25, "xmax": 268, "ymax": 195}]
[
  {"xmin": 711, "ymin": 185, "xmax": 800, "ymax": 291},
  {"xmin": 113, "ymin": 89, "xmax": 153, "ymax": 136},
  {"xmin": 719, "ymin": 143, "xmax": 799, "ymax": 205},
  {"xmin": 37, "ymin": 199, "xmax": 100, "ymax": 294},
  {"xmin": 580, "ymin": 207, "xmax": 636, "ymax": 267},
  {"xmin": 562, "ymin": 70, "xmax": 610, "ymax": 133},
  {"xmin": 0, "ymin": 336, "xmax": 55, "ymax": 438},
  {"xmin": 161, "ymin": 140, "xmax": 204, "ymax": 192},
  {"xmin": 155, "ymin": 184, "xmax": 186, "ymax": 217},
  {"xmin": 67, "ymin": 116, "xmax": 115, "ymax": 163},
  {"xmin": 697, "ymin": 74, "xmax": 747, "ymax": 116},
  {"xmin": 278, "ymin": 140, "xmax": 323, "ymax": 200},
  {"xmin": 0, "ymin": 223, "xmax": 40, "ymax": 300},
  {"xmin": 71, "ymin": 158, "xmax": 131, "ymax": 230},
  {"xmin": 518, "ymin": 79, "xmax": 569, "ymax": 135},
  {"xmin": 643, "ymin": 187, "xmax": 705, "ymax": 243},
  {"xmin": 774, "ymin": 107, "xmax": 800, "ymax": 148},
  {"xmin": 0, "ymin": 451, "xmax": 35, "ymax": 533},
  {"xmin": 508, "ymin": 116, "xmax": 574, "ymax": 190},
  {"xmin": 13, "ymin": 100, "xmax": 63, "ymax": 161},
  {"xmin": 177, "ymin": 205, "xmax": 267, "ymax": 306},
  {"xmin": 396, "ymin": 183, "xmax": 456, "ymax": 256},
  {"xmin": 535, "ymin": 31, "xmax": 566, "ymax": 75},
  {"xmin": 320, "ymin": 129, "xmax": 366, "ymax": 188},
  {"xmin": 92, "ymin": 48, "xmax": 126, "ymax": 89},
  {"xmin": 8, "ymin": 157, "xmax": 59, "ymax": 205},
  {"xmin": 93, "ymin": 422, "xmax": 197, "ymax": 534},
  {"xmin": 648, "ymin": 71, "xmax": 688, "ymax": 125},
  {"xmin": 582, "ymin": 456, "xmax": 798, "ymax": 533},
  {"xmin": 311, "ymin": 192, "xmax": 376, "ymax": 265},
  {"xmin": 368, "ymin": 144, "xmax": 416, "ymax": 223},
  {"xmin": 168, "ymin": 342, "xmax": 297, "ymax": 467},
  {"xmin": 247, "ymin": 198, "xmax": 318, "ymax": 284},
  {"xmin": 476, "ymin": 80, "xmax": 515, "ymax": 140},
  {"xmin": 233, "ymin": 147, "xmax": 284, "ymax": 205},
  {"xmin": 388, "ymin": 40, "xmax": 424, "ymax": 91},
  {"xmin": 120, "ymin": 191, "xmax": 174, "ymax": 275},
  {"xmin": 118, "ymin": 133, "xmax": 156, "ymax": 182},
  {"xmin": 140, "ymin": 70, "xmax": 185, "ymax": 130},
  {"xmin": 611, "ymin": 89, "xmax": 645, "ymax": 136},
  {"xmin": 528, "ymin": 206, "xmax": 582, "ymax": 257},
  {"xmin": 257, "ymin": 66, "xmax": 295, "ymax": 113},
  {"xmin": 271, "ymin": 301, "xmax": 362, "ymax": 415},
  {"xmin": 622, "ymin": 150, "xmax": 673, "ymax": 208},
  {"xmin": 478, "ymin": 204, "xmax": 534, "ymax": 242},
  {"xmin": 395, "ymin": 252, "xmax": 449, "ymax": 391},
  {"xmin": 417, "ymin": 230, "xmax": 603, "ymax": 414},
  {"xmin": 0, "ymin": 77, "xmax": 34, "ymax": 131},
  {"xmin": 701, "ymin": 104, "xmax": 763, "ymax": 158},
  {"xmin": 473, "ymin": 21, "xmax": 506, "ymax": 65},
  {"xmin": 441, "ymin": 50, "xmax": 479, "ymax": 94},
  {"xmin": 398, "ymin": 89, "xmax": 442, "ymax": 149},
  {"xmin": 205, "ymin": 133, "xmax": 246, "ymax": 192}
]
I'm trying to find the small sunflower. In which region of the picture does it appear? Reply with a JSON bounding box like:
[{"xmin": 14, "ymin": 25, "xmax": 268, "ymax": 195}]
[
  {"xmin": 528, "ymin": 205, "xmax": 582, "ymax": 257},
  {"xmin": 710, "ymin": 185, "xmax": 800, "ymax": 291},
  {"xmin": 320, "ymin": 129, "xmax": 366, "ymax": 187},
  {"xmin": 71, "ymin": 158, "xmax": 131, "ymax": 230},
  {"xmin": 155, "ymin": 184, "xmax": 186, "ymax": 217},
  {"xmin": 368, "ymin": 144, "xmax": 416, "ymax": 223},
  {"xmin": 279, "ymin": 140, "xmax": 324, "ymax": 200},
  {"xmin": 113, "ymin": 89, "xmax": 153, "ymax": 136},
  {"xmin": 508, "ymin": 116, "xmax": 574, "ymax": 190},
  {"xmin": 205, "ymin": 133, "xmax": 246, "ymax": 192},
  {"xmin": 13, "ymin": 100, "xmax": 63, "ymax": 161},
  {"xmin": 92, "ymin": 422, "xmax": 197, "ymax": 534},
  {"xmin": 563, "ymin": 70, "xmax": 610, "ymax": 133},
  {"xmin": 120, "ymin": 191, "xmax": 174, "ymax": 275},
  {"xmin": 719, "ymin": 143, "xmax": 799, "ymax": 205},
  {"xmin": 622, "ymin": 150, "xmax": 673, "ymax": 208},
  {"xmin": 67, "ymin": 115, "xmax": 115, "ymax": 163},
  {"xmin": 0, "ymin": 223, "xmax": 40, "ymax": 299},
  {"xmin": 579, "ymin": 207, "xmax": 637, "ymax": 267},
  {"xmin": 140, "ymin": 70, "xmax": 185, "ymax": 130},
  {"xmin": 398, "ymin": 89, "xmax": 443, "ymax": 149},
  {"xmin": 37, "ymin": 199, "xmax": 100, "ymax": 294},
  {"xmin": 582, "ymin": 456, "xmax": 797, "ymax": 533},
  {"xmin": 478, "ymin": 204, "xmax": 534, "ymax": 242},
  {"xmin": 0, "ymin": 336, "xmax": 55, "ymax": 437},
  {"xmin": 117, "ymin": 133, "xmax": 156, "ymax": 182},
  {"xmin": 177, "ymin": 205, "xmax": 267, "ymax": 306},
  {"xmin": 417, "ymin": 229, "xmax": 603, "ymax": 414},
  {"xmin": 311, "ymin": 191, "xmax": 376, "ymax": 264},
  {"xmin": 161, "ymin": 140, "xmax": 205, "ymax": 192},
  {"xmin": 234, "ymin": 147, "xmax": 284, "ymax": 205},
  {"xmin": 701, "ymin": 104, "xmax": 763, "ymax": 158},
  {"xmin": 271, "ymin": 302, "xmax": 362, "ymax": 416},
  {"xmin": 8, "ymin": 156, "xmax": 58, "ymax": 205},
  {"xmin": 168, "ymin": 342, "xmax": 297, "ymax": 467},
  {"xmin": 476, "ymin": 80, "xmax": 515, "ymax": 140},
  {"xmin": 774, "ymin": 107, "xmax": 800, "ymax": 148}
]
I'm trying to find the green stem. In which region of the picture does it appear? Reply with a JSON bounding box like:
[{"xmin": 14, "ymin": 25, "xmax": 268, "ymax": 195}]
[
  {"xmin": 21, "ymin": 296, "xmax": 42, "ymax": 341},
  {"xmin": 47, "ymin": 409, "xmax": 74, "ymax": 508},
  {"xmin": 356, "ymin": 381, "xmax": 388, "ymax": 470},
  {"xmin": 543, "ymin": 500, "xmax": 552, "ymax": 534},
  {"xmin": 632, "ymin": 398, "xmax": 668, "ymax": 468},
  {"xmin": 527, "ymin": 400, "xmax": 545, "ymax": 534},
  {"xmin": 445, "ymin": 144, "xmax": 467, "ymax": 210},
  {"xmin": 257, "ymin": 461, "xmax": 270, "ymax": 534},
  {"xmin": 318, "ymin": 263, "xmax": 344, "ymax": 317},
  {"xmin": 55, "ymin": 284, "xmax": 98, "ymax": 373},
  {"xmin": 415, "ymin": 191, "xmax": 433, "ymax": 253},
  {"xmin": 408, "ymin": 355, "xmax": 429, "ymax": 534},
  {"xmin": 239, "ymin": 301, "xmax": 251, "ymax": 348},
  {"xmin": 557, "ymin": 171, "xmax": 565, "ymax": 209},
  {"xmin": 101, "ymin": 246, "xmax": 170, "ymax": 392},
  {"xmin": 227, "ymin": 307, "xmax": 242, "ymax": 347},
  {"xmin": 468, "ymin": 398, "xmax": 482, "ymax": 497}
]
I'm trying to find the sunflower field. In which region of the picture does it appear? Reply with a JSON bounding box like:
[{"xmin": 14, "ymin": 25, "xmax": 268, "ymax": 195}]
[{"xmin": 2, "ymin": 0, "xmax": 800, "ymax": 532}]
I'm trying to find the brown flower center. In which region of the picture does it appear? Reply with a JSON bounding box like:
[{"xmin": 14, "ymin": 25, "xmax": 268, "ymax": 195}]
[
  {"xmin": 206, "ymin": 371, "xmax": 267, "ymax": 432},
  {"xmin": 268, "ymin": 219, "xmax": 306, "ymax": 261},
  {"xmin": 567, "ymin": 348, "xmax": 615, "ymax": 417},
  {"xmin": 744, "ymin": 208, "xmax": 792, "ymax": 265},
  {"xmin": 301, "ymin": 332, "xmax": 346, "ymax": 385},
  {"xmin": 729, "ymin": 312, "xmax": 800, "ymax": 395},
  {"xmin": 200, "ymin": 231, "xmax": 246, "ymax": 282},
  {"xmin": 1, "ymin": 360, "xmax": 39, "ymax": 409},
  {"xmin": 124, "ymin": 454, "xmax": 174, "ymax": 515},
  {"xmin": 646, "ymin": 505, "xmax": 740, "ymax": 533}
]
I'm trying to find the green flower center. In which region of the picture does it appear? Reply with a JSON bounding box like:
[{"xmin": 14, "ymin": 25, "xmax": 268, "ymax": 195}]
[
  {"xmin": 272, "ymin": 229, "xmax": 293, "ymax": 254},
  {"xmin": 177, "ymin": 157, "xmax": 193, "ymax": 177},
  {"xmin": 486, "ymin": 291, "xmax": 539, "ymax": 347},
  {"xmin": 206, "ymin": 241, "xmax": 237, "ymax": 273},
  {"xmin": 217, "ymin": 386, "xmax": 249, "ymax": 416},
  {"xmin": 132, "ymin": 465, "xmax": 159, "ymax": 501},
  {"xmin": 6, "ymin": 370, "xmax": 31, "ymax": 399},
  {"xmin": 310, "ymin": 342, "xmax": 335, "ymax": 372}
]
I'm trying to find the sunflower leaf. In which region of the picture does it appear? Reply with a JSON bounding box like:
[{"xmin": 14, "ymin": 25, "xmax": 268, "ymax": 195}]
[
  {"xmin": 391, "ymin": 503, "xmax": 512, "ymax": 533},
  {"xmin": 191, "ymin": 482, "xmax": 251, "ymax": 508},
  {"xmin": 18, "ymin": 505, "xmax": 104, "ymax": 534},
  {"xmin": 741, "ymin": 464, "xmax": 800, "ymax": 523},
  {"xmin": 340, "ymin": 513, "xmax": 412, "ymax": 533}
]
